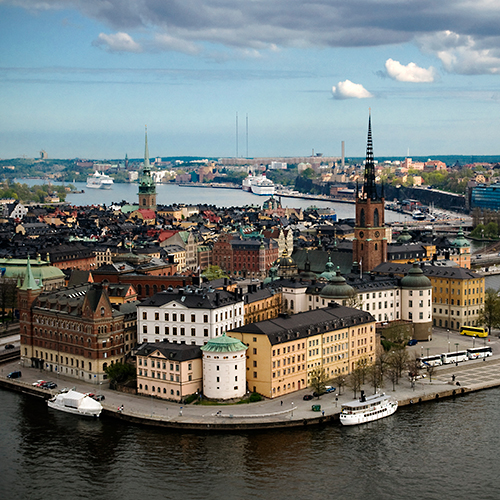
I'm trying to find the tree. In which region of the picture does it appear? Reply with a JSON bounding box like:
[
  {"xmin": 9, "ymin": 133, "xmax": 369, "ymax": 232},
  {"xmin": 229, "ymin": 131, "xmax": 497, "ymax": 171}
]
[
  {"xmin": 201, "ymin": 265, "xmax": 228, "ymax": 281},
  {"xmin": 478, "ymin": 288, "xmax": 500, "ymax": 335},
  {"xmin": 105, "ymin": 362, "xmax": 136, "ymax": 388},
  {"xmin": 346, "ymin": 366, "xmax": 364, "ymax": 398},
  {"xmin": 309, "ymin": 367, "xmax": 328, "ymax": 398}
]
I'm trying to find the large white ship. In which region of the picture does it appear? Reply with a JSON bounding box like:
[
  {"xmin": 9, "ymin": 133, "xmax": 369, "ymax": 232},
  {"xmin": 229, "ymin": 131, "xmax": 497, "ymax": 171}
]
[
  {"xmin": 242, "ymin": 173, "xmax": 275, "ymax": 196},
  {"xmin": 86, "ymin": 171, "xmax": 114, "ymax": 189},
  {"xmin": 339, "ymin": 391, "xmax": 398, "ymax": 426}
]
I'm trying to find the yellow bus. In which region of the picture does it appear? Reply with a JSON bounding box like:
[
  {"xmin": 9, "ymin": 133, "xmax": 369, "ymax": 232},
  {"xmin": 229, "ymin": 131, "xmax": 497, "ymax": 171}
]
[{"xmin": 459, "ymin": 326, "xmax": 487, "ymax": 338}]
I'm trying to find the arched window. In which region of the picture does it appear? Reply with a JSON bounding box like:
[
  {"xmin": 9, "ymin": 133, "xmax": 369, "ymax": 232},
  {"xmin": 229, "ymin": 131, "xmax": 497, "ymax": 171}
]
[
  {"xmin": 145, "ymin": 284, "xmax": 150, "ymax": 296},
  {"xmin": 137, "ymin": 284, "xmax": 142, "ymax": 295},
  {"xmin": 360, "ymin": 208, "xmax": 366, "ymax": 227},
  {"xmin": 374, "ymin": 208, "xmax": 380, "ymax": 227}
]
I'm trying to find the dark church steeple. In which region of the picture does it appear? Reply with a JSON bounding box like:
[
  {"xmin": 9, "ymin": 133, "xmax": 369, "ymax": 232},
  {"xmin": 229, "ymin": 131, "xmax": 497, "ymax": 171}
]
[
  {"xmin": 353, "ymin": 111, "xmax": 387, "ymax": 272},
  {"xmin": 362, "ymin": 110, "xmax": 379, "ymax": 201}
]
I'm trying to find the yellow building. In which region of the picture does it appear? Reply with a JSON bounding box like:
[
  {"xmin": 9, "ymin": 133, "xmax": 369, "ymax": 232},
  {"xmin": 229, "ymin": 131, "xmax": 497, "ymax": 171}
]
[
  {"xmin": 229, "ymin": 303, "xmax": 376, "ymax": 398},
  {"xmin": 244, "ymin": 287, "xmax": 282, "ymax": 324},
  {"xmin": 429, "ymin": 268, "xmax": 484, "ymax": 331}
]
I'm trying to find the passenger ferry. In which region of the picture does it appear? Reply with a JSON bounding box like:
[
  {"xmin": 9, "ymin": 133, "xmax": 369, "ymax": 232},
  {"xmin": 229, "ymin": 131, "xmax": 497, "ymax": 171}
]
[
  {"xmin": 339, "ymin": 391, "xmax": 398, "ymax": 426},
  {"xmin": 242, "ymin": 173, "xmax": 275, "ymax": 196},
  {"xmin": 86, "ymin": 171, "xmax": 114, "ymax": 189}
]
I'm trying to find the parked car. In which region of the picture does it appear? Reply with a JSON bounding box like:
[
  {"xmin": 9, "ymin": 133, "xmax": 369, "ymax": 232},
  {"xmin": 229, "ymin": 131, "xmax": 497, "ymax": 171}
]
[
  {"xmin": 33, "ymin": 380, "xmax": 46, "ymax": 387},
  {"xmin": 325, "ymin": 386, "xmax": 336, "ymax": 394},
  {"xmin": 92, "ymin": 394, "xmax": 105, "ymax": 401},
  {"xmin": 303, "ymin": 394, "xmax": 314, "ymax": 401},
  {"xmin": 42, "ymin": 381, "xmax": 57, "ymax": 389},
  {"xmin": 7, "ymin": 370, "xmax": 22, "ymax": 379},
  {"xmin": 4, "ymin": 344, "xmax": 15, "ymax": 350},
  {"xmin": 407, "ymin": 339, "xmax": 418, "ymax": 346}
]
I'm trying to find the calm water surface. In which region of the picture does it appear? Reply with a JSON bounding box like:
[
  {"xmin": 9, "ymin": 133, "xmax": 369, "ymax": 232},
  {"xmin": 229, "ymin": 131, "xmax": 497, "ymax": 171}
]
[
  {"xmin": 1, "ymin": 388, "xmax": 499, "ymax": 500},
  {"xmin": 16, "ymin": 179, "xmax": 412, "ymax": 223}
]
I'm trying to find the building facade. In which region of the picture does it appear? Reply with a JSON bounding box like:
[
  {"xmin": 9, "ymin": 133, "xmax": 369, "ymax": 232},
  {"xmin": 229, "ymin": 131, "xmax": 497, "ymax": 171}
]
[{"xmin": 137, "ymin": 285, "xmax": 245, "ymax": 346}]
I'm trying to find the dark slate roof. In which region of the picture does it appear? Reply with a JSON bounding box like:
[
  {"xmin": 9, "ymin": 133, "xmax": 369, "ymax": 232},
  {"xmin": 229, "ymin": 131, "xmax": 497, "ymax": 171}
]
[
  {"xmin": 292, "ymin": 248, "xmax": 353, "ymax": 275},
  {"xmin": 244, "ymin": 287, "xmax": 279, "ymax": 304},
  {"xmin": 230, "ymin": 303, "xmax": 375, "ymax": 345},
  {"xmin": 372, "ymin": 262, "xmax": 481, "ymax": 280},
  {"xmin": 136, "ymin": 342, "xmax": 202, "ymax": 361},
  {"xmin": 140, "ymin": 286, "xmax": 242, "ymax": 309}
]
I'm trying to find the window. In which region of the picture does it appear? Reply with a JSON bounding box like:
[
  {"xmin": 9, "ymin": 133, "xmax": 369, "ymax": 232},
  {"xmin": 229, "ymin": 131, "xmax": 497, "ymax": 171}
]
[
  {"xmin": 155, "ymin": 313, "xmax": 159, "ymax": 320},
  {"xmin": 204, "ymin": 315, "xmax": 208, "ymax": 323},
  {"xmin": 142, "ymin": 312, "xmax": 147, "ymax": 320}
]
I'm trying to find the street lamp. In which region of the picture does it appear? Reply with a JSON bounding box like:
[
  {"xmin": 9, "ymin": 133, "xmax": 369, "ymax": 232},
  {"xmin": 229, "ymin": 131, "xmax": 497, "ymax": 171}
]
[
  {"xmin": 455, "ymin": 342, "xmax": 459, "ymax": 366},
  {"xmin": 473, "ymin": 336, "xmax": 476, "ymax": 348}
]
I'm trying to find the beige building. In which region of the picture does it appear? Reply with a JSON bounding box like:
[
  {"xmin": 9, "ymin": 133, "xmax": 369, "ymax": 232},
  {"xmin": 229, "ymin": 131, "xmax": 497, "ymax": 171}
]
[{"xmin": 136, "ymin": 343, "xmax": 202, "ymax": 402}]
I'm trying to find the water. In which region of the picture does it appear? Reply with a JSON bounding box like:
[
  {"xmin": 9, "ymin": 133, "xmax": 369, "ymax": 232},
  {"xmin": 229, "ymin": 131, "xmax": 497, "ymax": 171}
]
[
  {"xmin": 15, "ymin": 179, "xmax": 411, "ymax": 223},
  {"xmin": 1, "ymin": 387, "xmax": 499, "ymax": 500}
]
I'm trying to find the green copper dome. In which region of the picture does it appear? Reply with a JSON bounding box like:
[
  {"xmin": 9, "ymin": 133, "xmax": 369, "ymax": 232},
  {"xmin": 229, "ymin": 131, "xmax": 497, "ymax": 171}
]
[
  {"xmin": 319, "ymin": 256, "xmax": 335, "ymax": 281},
  {"xmin": 320, "ymin": 269, "xmax": 355, "ymax": 300},
  {"xmin": 397, "ymin": 225, "xmax": 412, "ymax": 243},
  {"xmin": 200, "ymin": 334, "xmax": 248, "ymax": 353},
  {"xmin": 451, "ymin": 227, "xmax": 470, "ymax": 248},
  {"xmin": 401, "ymin": 262, "xmax": 431, "ymax": 289}
]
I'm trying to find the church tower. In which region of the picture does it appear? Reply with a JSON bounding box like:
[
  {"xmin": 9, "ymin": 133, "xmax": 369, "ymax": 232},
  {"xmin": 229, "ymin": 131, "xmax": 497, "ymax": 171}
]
[
  {"xmin": 18, "ymin": 255, "xmax": 42, "ymax": 368},
  {"xmin": 353, "ymin": 112, "xmax": 387, "ymax": 272},
  {"xmin": 138, "ymin": 126, "xmax": 157, "ymax": 211}
]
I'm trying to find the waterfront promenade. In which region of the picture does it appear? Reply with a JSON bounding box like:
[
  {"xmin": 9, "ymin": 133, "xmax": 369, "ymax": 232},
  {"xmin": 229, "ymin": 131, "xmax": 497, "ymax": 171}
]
[{"xmin": 1, "ymin": 327, "xmax": 499, "ymax": 430}]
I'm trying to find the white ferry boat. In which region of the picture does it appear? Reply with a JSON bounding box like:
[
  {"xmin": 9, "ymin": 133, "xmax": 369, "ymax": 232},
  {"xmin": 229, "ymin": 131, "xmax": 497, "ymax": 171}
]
[
  {"xmin": 339, "ymin": 391, "xmax": 398, "ymax": 426},
  {"xmin": 242, "ymin": 173, "xmax": 275, "ymax": 196},
  {"xmin": 86, "ymin": 171, "xmax": 114, "ymax": 189},
  {"xmin": 47, "ymin": 390, "xmax": 103, "ymax": 418}
]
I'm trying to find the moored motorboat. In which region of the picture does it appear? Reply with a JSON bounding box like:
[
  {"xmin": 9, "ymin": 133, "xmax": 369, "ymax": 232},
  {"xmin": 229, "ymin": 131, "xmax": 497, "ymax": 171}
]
[
  {"xmin": 47, "ymin": 390, "xmax": 103, "ymax": 417},
  {"xmin": 339, "ymin": 391, "xmax": 398, "ymax": 426}
]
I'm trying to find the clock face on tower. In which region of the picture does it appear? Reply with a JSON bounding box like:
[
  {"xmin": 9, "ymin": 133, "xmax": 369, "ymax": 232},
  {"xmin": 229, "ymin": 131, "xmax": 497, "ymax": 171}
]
[
  {"xmin": 375, "ymin": 231, "xmax": 380, "ymax": 238},
  {"xmin": 359, "ymin": 231, "xmax": 364, "ymax": 239}
]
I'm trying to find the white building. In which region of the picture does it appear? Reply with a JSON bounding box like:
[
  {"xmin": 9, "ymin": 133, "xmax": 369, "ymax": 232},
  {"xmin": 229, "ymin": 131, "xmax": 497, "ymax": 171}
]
[
  {"xmin": 201, "ymin": 334, "xmax": 248, "ymax": 400},
  {"xmin": 137, "ymin": 285, "xmax": 245, "ymax": 346}
]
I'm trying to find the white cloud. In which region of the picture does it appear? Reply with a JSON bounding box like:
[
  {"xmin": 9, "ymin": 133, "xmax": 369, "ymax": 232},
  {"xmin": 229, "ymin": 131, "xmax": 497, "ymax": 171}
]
[
  {"xmin": 332, "ymin": 80, "xmax": 372, "ymax": 100},
  {"xmin": 153, "ymin": 34, "xmax": 200, "ymax": 55},
  {"xmin": 93, "ymin": 32, "xmax": 142, "ymax": 53},
  {"xmin": 418, "ymin": 31, "xmax": 500, "ymax": 75},
  {"xmin": 385, "ymin": 58, "xmax": 436, "ymax": 82}
]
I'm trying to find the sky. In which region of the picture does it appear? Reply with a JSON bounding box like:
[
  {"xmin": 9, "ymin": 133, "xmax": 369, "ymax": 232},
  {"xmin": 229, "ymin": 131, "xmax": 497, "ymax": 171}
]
[{"xmin": 2, "ymin": 1, "xmax": 500, "ymax": 160}]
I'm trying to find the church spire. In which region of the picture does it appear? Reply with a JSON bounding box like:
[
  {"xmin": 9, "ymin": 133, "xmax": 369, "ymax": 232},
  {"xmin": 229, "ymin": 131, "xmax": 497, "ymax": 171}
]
[
  {"xmin": 19, "ymin": 254, "xmax": 41, "ymax": 291},
  {"xmin": 144, "ymin": 125, "xmax": 150, "ymax": 171},
  {"xmin": 363, "ymin": 109, "xmax": 379, "ymax": 201}
]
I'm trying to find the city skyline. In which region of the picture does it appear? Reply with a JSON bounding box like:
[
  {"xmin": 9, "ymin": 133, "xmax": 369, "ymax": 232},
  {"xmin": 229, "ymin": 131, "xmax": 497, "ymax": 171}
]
[{"xmin": 2, "ymin": 1, "xmax": 500, "ymax": 159}]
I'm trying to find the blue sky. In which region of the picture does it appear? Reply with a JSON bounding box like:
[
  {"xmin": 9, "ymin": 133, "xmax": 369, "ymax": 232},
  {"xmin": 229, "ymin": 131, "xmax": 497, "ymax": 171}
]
[{"xmin": 2, "ymin": 1, "xmax": 500, "ymax": 160}]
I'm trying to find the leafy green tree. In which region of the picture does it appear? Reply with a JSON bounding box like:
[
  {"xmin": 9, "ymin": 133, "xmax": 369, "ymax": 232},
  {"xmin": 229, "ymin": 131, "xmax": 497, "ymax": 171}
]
[
  {"xmin": 104, "ymin": 362, "xmax": 136, "ymax": 388},
  {"xmin": 478, "ymin": 288, "xmax": 500, "ymax": 335},
  {"xmin": 201, "ymin": 265, "xmax": 228, "ymax": 281},
  {"xmin": 309, "ymin": 367, "xmax": 328, "ymax": 398}
]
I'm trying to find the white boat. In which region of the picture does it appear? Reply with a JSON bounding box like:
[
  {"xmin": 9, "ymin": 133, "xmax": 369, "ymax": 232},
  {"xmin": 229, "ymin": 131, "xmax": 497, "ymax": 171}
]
[
  {"xmin": 339, "ymin": 391, "xmax": 398, "ymax": 426},
  {"xmin": 47, "ymin": 390, "xmax": 103, "ymax": 417},
  {"xmin": 242, "ymin": 173, "xmax": 275, "ymax": 195},
  {"xmin": 412, "ymin": 210, "xmax": 426, "ymax": 221},
  {"xmin": 86, "ymin": 171, "xmax": 114, "ymax": 189}
]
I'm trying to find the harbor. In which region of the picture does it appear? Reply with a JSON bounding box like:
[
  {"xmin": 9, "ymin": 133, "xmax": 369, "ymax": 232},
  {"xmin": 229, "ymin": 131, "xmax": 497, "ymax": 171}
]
[{"xmin": 2, "ymin": 327, "xmax": 499, "ymax": 431}]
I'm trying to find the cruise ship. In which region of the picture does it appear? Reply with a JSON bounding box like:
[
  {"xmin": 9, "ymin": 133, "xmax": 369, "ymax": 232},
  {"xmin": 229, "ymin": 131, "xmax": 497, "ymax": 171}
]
[
  {"xmin": 242, "ymin": 173, "xmax": 275, "ymax": 196},
  {"xmin": 86, "ymin": 171, "xmax": 114, "ymax": 189}
]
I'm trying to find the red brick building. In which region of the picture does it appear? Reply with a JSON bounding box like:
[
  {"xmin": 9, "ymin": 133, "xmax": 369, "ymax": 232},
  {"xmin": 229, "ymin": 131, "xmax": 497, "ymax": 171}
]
[{"xmin": 212, "ymin": 233, "xmax": 279, "ymax": 278}]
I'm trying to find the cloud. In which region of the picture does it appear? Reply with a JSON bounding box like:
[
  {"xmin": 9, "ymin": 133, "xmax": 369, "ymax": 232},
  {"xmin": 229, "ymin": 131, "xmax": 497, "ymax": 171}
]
[
  {"xmin": 93, "ymin": 32, "xmax": 142, "ymax": 53},
  {"xmin": 332, "ymin": 80, "xmax": 372, "ymax": 100},
  {"xmin": 418, "ymin": 31, "xmax": 500, "ymax": 74},
  {"xmin": 384, "ymin": 58, "xmax": 436, "ymax": 82},
  {"xmin": 7, "ymin": 0, "xmax": 500, "ymax": 70}
]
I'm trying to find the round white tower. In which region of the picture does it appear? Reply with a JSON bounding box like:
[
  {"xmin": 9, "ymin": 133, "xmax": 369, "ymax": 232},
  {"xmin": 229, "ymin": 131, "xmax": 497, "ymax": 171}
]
[
  {"xmin": 401, "ymin": 262, "xmax": 433, "ymax": 341},
  {"xmin": 201, "ymin": 334, "xmax": 248, "ymax": 400}
]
